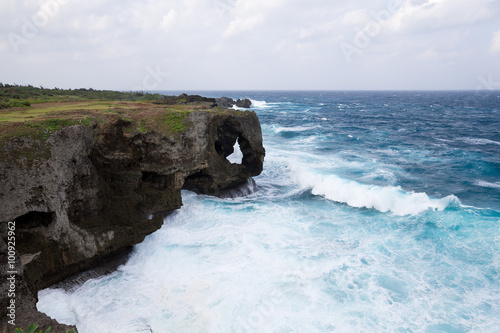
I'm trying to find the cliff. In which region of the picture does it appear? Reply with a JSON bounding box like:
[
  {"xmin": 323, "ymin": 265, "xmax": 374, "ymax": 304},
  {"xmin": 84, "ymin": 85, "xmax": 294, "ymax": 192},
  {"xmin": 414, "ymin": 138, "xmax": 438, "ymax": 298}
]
[{"xmin": 0, "ymin": 101, "xmax": 265, "ymax": 331}]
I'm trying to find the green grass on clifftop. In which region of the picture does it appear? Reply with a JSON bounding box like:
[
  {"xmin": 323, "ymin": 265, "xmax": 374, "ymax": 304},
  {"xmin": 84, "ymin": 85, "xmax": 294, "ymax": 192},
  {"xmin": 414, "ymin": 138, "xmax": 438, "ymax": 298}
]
[
  {"xmin": 0, "ymin": 83, "xmax": 164, "ymax": 108},
  {"xmin": 0, "ymin": 84, "xmax": 241, "ymax": 156}
]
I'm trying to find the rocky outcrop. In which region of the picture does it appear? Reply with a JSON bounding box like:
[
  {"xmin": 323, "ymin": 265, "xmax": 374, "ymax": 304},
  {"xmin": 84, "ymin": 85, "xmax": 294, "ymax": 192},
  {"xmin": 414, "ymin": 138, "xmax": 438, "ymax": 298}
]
[
  {"xmin": 156, "ymin": 93, "xmax": 217, "ymax": 106},
  {"xmin": 154, "ymin": 94, "xmax": 252, "ymax": 109},
  {"xmin": 0, "ymin": 109, "xmax": 264, "ymax": 331},
  {"xmin": 215, "ymin": 97, "xmax": 252, "ymax": 109},
  {"xmin": 215, "ymin": 97, "xmax": 236, "ymax": 108},
  {"xmin": 235, "ymin": 99, "xmax": 252, "ymax": 108}
]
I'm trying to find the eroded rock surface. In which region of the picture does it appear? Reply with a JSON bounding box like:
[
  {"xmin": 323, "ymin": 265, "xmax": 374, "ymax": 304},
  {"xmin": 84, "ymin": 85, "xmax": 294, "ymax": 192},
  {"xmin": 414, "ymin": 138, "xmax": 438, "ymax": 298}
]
[{"xmin": 0, "ymin": 109, "xmax": 264, "ymax": 331}]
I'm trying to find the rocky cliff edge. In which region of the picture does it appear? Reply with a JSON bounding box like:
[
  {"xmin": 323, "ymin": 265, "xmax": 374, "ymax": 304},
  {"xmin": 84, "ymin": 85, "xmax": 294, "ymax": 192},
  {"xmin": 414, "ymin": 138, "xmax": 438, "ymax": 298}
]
[{"xmin": 0, "ymin": 103, "xmax": 265, "ymax": 331}]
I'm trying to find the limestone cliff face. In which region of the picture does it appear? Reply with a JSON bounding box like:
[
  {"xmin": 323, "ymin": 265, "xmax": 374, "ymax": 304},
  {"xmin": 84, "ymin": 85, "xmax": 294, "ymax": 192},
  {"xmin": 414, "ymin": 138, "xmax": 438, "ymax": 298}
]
[{"xmin": 0, "ymin": 109, "xmax": 264, "ymax": 330}]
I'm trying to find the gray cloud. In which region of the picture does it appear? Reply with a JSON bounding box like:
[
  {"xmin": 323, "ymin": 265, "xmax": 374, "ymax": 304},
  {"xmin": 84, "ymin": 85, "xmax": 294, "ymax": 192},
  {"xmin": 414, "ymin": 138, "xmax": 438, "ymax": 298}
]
[{"xmin": 1, "ymin": 0, "xmax": 499, "ymax": 90}]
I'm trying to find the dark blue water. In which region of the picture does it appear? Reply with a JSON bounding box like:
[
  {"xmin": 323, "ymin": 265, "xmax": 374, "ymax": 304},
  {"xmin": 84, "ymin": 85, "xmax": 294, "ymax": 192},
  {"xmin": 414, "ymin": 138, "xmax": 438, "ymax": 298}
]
[
  {"xmin": 196, "ymin": 90, "xmax": 500, "ymax": 210},
  {"xmin": 39, "ymin": 91, "xmax": 500, "ymax": 332}
]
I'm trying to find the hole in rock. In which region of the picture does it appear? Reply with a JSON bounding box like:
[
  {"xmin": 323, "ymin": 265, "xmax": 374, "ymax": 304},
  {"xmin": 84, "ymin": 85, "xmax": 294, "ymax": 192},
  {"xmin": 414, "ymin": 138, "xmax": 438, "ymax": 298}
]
[
  {"xmin": 183, "ymin": 171, "xmax": 215, "ymax": 194},
  {"xmin": 227, "ymin": 138, "xmax": 243, "ymax": 164}
]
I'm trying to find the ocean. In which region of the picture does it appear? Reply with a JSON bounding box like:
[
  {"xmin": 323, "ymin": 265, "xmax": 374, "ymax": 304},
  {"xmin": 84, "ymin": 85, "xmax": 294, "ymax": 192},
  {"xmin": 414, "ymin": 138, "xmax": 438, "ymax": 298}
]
[{"xmin": 38, "ymin": 91, "xmax": 500, "ymax": 332}]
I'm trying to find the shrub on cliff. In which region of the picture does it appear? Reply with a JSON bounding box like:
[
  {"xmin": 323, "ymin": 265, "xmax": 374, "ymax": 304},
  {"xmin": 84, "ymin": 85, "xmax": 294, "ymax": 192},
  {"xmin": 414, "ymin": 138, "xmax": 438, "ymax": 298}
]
[{"xmin": 8, "ymin": 99, "xmax": 31, "ymax": 107}]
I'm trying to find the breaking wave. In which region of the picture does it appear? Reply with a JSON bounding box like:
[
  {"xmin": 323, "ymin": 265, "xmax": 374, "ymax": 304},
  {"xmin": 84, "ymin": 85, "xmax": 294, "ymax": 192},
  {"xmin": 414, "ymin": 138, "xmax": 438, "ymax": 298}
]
[{"xmin": 291, "ymin": 167, "xmax": 460, "ymax": 216}]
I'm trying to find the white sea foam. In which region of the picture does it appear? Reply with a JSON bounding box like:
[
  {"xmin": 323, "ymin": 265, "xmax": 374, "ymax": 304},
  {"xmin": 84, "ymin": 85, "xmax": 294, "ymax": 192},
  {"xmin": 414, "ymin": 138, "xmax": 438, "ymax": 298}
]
[
  {"xmin": 475, "ymin": 180, "xmax": 500, "ymax": 189},
  {"xmin": 290, "ymin": 166, "xmax": 459, "ymax": 216},
  {"xmin": 227, "ymin": 141, "xmax": 243, "ymax": 164},
  {"xmin": 37, "ymin": 187, "xmax": 492, "ymax": 333},
  {"xmin": 37, "ymin": 194, "xmax": 346, "ymax": 332},
  {"xmin": 250, "ymin": 100, "xmax": 293, "ymax": 108},
  {"xmin": 271, "ymin": 125, "xmax": 321, "ymax": 134},
  {"xmin": 359, "ymin": 168, "xmax": 398, "ymax": 185},
  {"xmin": 250, "ymin": 99, "xmax": 270, "ymax": 108},
  {"xmin": 233, "ymin": 98, "xmax": 282, "ymax": 111},
  {"xmin": 459, "ymin": 137, "xmax": 500, "ymax": 146}
]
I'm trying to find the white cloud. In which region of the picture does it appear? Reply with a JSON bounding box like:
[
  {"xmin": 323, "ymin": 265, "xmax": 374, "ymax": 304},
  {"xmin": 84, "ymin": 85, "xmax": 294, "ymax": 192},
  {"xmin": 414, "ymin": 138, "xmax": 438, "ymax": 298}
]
[
  {"xmin": 160, "ymin": 9, "xmax": 177, "ymax": 31},
  {"xmin": 490, "ymin": 30, "xmax": 500, "ymax": 53},
  {"xmin": 341, "ymin": 9, "xmax": 371, "ymax": 27},
  {"xmin": 223, "ymin": 14, "xmax": 264, "ymax": 38},
  {"xmin": 221, "ymin": 0, "xmax": 288, "ymax": 38},
  {"xmin": 86, "ymin": 14, "xmax": 111, "ymax": 32},
  {"xmin": 388, "ymin": 0, "xmax": 496, "ymax": 34}
]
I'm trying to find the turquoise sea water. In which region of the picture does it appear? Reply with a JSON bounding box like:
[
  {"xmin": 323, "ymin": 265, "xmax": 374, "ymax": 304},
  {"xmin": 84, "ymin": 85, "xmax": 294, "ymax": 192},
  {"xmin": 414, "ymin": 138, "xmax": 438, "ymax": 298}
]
[{"xmin": 38, "ymin": 91, "xmax": 500, "ymax": 332}]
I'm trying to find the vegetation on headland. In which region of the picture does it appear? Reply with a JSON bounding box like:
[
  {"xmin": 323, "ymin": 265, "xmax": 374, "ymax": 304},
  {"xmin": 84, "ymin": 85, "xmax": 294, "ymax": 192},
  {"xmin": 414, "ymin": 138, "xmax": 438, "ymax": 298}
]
[
  {"xmin": 0, "ymin": 84, "xmax": 239, "ymax": 163},
  {"xmin": 0, "ymin": 83, "xmax": 164, "ymax": 108}
]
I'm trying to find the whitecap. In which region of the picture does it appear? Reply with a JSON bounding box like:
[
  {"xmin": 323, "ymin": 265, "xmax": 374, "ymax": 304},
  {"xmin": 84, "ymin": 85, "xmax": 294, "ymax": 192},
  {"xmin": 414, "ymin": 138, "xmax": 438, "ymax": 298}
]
[
  {"xmin": 475, "ymin": 180, "xmax": 500, "ymax": 189},
  {"xmin": 459, "ymin": 137, "xmax": 500, "ymax": 146},
  {"xmin": 272, "ymin": 125, "xmax": 321, "ymax": 134},
  {"xmin": 290, "ymin": 166, "xmax": 460, "ymax": 216}
]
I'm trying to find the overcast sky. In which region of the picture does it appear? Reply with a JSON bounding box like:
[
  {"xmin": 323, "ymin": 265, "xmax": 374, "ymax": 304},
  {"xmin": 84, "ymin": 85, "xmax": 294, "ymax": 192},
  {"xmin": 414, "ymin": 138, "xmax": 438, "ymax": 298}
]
[{"xmin": 1, "ymin": 0, "xmax": 499, "ymax": 90}]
